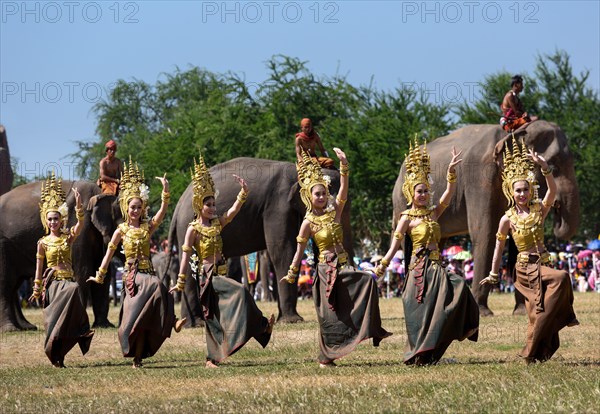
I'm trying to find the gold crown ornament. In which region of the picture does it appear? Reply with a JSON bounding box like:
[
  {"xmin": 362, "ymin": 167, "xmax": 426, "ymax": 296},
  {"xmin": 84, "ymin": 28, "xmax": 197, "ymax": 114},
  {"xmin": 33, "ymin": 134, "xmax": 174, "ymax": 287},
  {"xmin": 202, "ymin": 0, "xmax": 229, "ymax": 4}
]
[
  {"xmin": 119, "ymin": 156, "xmax": 149, "ymax": 220},
  {"xmin": 191, "ymin": 154, "xmax": 217, "ymax": 217},
  {"xmin": 402, "ymin": 137, "xmax": 432, "ymax": 206},
  {"xmin": 501, "ymin": 137, "xmax": 538, "ymax": 206},
  {"xmin": 39, "ymin": 170, "xmax": 68, "ymax": 233},
  {"xmin": 297, "ymin": 149, "xmax": 332, "ymax": 211}
]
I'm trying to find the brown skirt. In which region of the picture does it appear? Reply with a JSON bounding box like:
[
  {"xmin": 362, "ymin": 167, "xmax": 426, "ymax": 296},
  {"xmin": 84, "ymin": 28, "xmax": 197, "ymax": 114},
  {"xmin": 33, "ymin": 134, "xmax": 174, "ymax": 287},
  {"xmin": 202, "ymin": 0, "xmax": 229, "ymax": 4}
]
[
  {"xmin": 402, "ymin": 255, "xmax": 479, "ymax": 365},
  {"xmin": 118, "ymin": 271, "xmax": 176, "ymax": 359},
  {"xmin": 199, "ymin": 264, "xmax": 271, "ymax": 364},
  {"xmin": 314, "ymin": 254, "xmax": 391, "ymax": 364},
  {"xmin": 43, "ymin": 278, "xmax": 93, "ymax": 365},
  {"xmin": 514, "ymin": 259, "xmax": 577, "ymax": 362}
]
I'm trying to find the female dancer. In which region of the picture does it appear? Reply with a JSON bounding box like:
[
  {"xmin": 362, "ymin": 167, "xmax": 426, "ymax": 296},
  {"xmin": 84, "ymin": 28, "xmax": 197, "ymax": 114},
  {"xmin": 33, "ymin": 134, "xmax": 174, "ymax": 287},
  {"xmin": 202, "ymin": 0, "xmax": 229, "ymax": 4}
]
[
  {"xmin": 89, "ymin": 159, "xmax": 184, "ymax": 368},
  {"xmin": 283, "ymin": 148, "xmax": 391, "ymax": 368},
  {"xmin": 170, "ymin": 156, "xmax": 274, "ymax": 368},
  {"xmin": 30, "ymin": 172, "xmax": 94, "ymax": 367},
  {"xmin": 480, "ymin": 139, "xmax": 578, "ymax": 363},
  {"xmin": 375, "ymin": 141, "xmax": 479, "ymax": 365}
]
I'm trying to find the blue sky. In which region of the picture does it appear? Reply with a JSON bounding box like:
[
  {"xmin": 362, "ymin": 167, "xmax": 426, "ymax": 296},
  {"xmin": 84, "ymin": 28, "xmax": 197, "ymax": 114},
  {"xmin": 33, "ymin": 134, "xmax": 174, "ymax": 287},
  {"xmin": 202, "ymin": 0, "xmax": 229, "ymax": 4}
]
[{"xmin": 2, "ymin": 0, "xmax": 599, "ymax": 181}]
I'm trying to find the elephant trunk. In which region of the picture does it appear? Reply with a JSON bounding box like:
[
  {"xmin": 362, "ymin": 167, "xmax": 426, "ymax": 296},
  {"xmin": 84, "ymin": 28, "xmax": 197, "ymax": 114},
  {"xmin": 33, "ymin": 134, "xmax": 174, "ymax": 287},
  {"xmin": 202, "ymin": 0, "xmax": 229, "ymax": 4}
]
[{"xmin": 552, "ymin": 175, "xmax": 580, "ymax": 240}]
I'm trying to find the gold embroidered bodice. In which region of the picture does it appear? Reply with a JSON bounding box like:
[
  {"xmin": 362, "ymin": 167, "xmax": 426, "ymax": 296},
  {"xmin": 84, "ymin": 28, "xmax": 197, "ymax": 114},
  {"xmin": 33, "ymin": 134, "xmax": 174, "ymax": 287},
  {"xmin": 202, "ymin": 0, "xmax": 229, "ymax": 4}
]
[
  {"xmin": 40, "ymin": 234, "xmax": 72, "ymax": 268},
  {"xmin": 507, "ymin": 204, "xmax": 545, "ymax": 252},
  {"xmin": 118, "ymin": 222, "xmax": 151, "ymax": 261},
  {"xmin": 307, "ymin": 210, "xmax": 344, "ymax": 252},
  {"xmin": 191, "ymin": 218, "xmax": 223, "ymax": 261},
  {"xmin": 402, "ymin": 208, "xmax": 441, "ymax": 250}
]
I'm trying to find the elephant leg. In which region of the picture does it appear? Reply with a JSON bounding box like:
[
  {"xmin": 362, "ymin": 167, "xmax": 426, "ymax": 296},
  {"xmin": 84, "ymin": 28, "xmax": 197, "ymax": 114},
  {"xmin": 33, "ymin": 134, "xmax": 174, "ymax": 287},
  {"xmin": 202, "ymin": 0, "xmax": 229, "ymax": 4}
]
[
  {"xmin": 13, "ymin": 277, "xmax": 36, "ymax": 330},
  {"xmin": 90, "ymin": 274, "xmax": 114, "ymax": 328},
  {"xmin": 467, "ymin": 213, "xmax": 498, "ymax": 317},
  {"xmin": 0, "ymin": 241, "xmax": 35, "ymax": 331},
  {"xmin": 265, "ymin": 235, "xmax": 303, "ymax": 324},
  {"xmin": 259, "ymin": 250, "xmax": 274, "ymax": 302}
]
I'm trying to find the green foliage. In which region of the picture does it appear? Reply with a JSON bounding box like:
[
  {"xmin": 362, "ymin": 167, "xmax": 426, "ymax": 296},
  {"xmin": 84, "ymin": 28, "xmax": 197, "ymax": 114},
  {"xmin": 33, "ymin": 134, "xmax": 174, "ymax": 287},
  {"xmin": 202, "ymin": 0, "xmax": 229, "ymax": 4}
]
[
  {"xmin": 72, "ymin": 56, "xmax": 452, "ymax": 247},
  {"xmin": 455, "ymin": 50, "xmax": 600, "ymax": 239}
]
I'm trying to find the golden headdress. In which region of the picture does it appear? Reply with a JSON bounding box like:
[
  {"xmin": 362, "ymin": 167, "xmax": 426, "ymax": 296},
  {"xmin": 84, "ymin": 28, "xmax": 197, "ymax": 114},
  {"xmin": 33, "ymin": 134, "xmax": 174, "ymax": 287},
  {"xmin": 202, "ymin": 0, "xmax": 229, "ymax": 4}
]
[
  {"xmin": 119, "ymin": 156, "xmax": 149, "ymax": 220},
  {"xmin": 39, "ymin": 171, "xmax": 68, "ymax": 233},
  {"xmin": 297, "ymin": 149, "xmax": 331, "ymax": 210},
  {"xmin": 501, "ymin": 137, "xmax": 538, "ymax": 206},
  {"xmin": 402, "ymin": 138, "xmax": 431, "ymax": 206},
  {"xmin": 191, "ymin": 154, "xmax": 216, "ymax": 217}
]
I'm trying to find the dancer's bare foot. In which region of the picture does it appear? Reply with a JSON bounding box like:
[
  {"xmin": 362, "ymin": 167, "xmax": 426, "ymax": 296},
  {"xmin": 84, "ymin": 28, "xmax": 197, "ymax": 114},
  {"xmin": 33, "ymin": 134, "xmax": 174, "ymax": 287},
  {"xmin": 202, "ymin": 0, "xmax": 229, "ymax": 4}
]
[
  {"xmin": 319, "ymin": 361, "xmax": 336, "ymax": 369},
  {"xmin": 205, "ymin": 360, "xmax": 219, "ymax": 369},
  {"xmin": 266, "ymin": 314, "xmax": 275, "ymax": 334},
  {"xmin": 174, "ymin": 317, "xmax": 187, "ymax": 333}
]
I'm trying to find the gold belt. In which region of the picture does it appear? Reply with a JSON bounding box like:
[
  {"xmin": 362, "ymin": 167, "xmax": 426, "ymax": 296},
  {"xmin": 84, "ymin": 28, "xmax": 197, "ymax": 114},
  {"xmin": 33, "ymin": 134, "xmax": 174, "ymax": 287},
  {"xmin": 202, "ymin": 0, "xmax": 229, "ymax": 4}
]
[
  {"xmin": 319, "ymin": 251, "xmax": 348, "ymax": 264},
  {"xmin": 125, "ymin": 258, "xmax": 154, "ymax": 273},
  {"xmin": 216, "ymin": 264, "xmax": 228, "ymax": 276},
  {"xmin": 53, "ymin": 269, "xmax": 74, "ymax": 281},
  {"xmin": 517, "ymin": 251, "xmax": 550, "ymax": 266},
  {"xmin": 412, "ymin": 249, "xmax": 441, "ymax": 262}
]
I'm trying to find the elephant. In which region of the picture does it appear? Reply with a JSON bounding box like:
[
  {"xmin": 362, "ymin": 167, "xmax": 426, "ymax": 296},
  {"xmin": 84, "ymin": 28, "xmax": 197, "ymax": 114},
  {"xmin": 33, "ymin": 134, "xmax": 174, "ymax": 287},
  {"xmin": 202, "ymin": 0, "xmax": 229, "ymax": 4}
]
[
  {"xmin": 0, "ymin": 181, "xmax": 122, "ymax": 331},
  {"xmin": 152, "ymin": 251, "xmax": 180, "ymax": 291},
  {"xmin": 0, "ymin": 125, "xmax": 13, "ymax": 195},
  {"xmin": 168, "ymin": 157, "xmax": 353, "ymax": 325},
  {"xmin": 392, "ymin": 121, "xmax": 579, "ymax": 316},
  {"xmin": 239, "ymin": 250, "xmax": 277, "ymax": 302}
]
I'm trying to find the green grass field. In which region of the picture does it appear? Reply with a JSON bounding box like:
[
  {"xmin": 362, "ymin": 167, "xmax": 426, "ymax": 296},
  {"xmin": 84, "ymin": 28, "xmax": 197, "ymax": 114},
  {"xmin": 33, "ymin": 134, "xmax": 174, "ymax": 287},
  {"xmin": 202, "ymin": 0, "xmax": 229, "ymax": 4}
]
[{"xmin": 1, "ymin": 292, "xmax": 598, "ymax": 413}]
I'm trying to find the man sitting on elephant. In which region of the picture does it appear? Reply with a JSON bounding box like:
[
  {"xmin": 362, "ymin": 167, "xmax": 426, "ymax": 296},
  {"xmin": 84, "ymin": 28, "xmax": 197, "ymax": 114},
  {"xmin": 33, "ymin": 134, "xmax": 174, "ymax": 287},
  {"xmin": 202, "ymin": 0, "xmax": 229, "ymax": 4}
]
[
  {"xmin": 295, "ymin": 118, "xmax": 334, "ymax": 169},
  {"xmin": 98, "ymin": 140, "xmax": 123, "ymax": 195},
  {"xmin": 500, "ymin": 75, "xmax": 538, "ymax": 132}
]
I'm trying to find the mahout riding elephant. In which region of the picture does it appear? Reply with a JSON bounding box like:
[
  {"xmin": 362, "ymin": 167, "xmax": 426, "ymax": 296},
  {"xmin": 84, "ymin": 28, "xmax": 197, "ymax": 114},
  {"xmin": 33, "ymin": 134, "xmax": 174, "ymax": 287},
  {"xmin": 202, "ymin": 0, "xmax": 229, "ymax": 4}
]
[
  {"xmin": 168, "ymin": 157, "xmax": 352, "ymax": 325},
  {"xmin": 392, "ymin": 121, "xmax": 579, "ymax": 316},
  {"xmin": 0, "ymin": 125, "xmax": 13, "ymax": 195},
  {"xmin": 0, "ymin": 181, "xmax": 122, "ymax": 331}
]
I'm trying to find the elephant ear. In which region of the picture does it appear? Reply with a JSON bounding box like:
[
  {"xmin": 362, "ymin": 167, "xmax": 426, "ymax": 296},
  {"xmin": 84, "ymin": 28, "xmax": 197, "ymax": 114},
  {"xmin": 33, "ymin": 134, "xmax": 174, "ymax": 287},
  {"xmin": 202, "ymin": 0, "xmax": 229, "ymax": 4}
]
[
  {"xmin": 90, "ymin": 194, "xmax": 120, "ymax": 242},
  {"xmin": 288, "ymin": 181, "xmax": 306, "ymax": 215}
]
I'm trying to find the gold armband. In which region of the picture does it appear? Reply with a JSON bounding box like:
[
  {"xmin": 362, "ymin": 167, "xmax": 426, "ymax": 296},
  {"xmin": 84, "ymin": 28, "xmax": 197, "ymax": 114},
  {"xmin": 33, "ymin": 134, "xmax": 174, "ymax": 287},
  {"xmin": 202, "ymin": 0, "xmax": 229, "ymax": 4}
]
[
  {"xmin": 161, "ymin": 192, "xmax": 170, "ymax": 203},
  {"xmin": 541, "ymin": 167, "xmax": 552, "ymax": 176},
  {"xmin": 496, "ymin": 232, "xmax": 507, "ymax": 241},
  {"xmin": 236, "ymin": 189, "xmax": 248, "ymax": 204},
  {"xmin": 542, "ymin": 199, "xmax": 552, "ymax": 208},
  {"xmin": 296, "ymin": 236, "xmax": 308, "ymax": 244},
  {"xmin": 439, "ymin": 200, "xmax": 449, "ymax": 209},
  {"xmin": 340, "ymin": 163, "xmax": 349, "ymax": 176},
  {"xmin": 393, "ymin": 231, "xmax": 404, "ymax": 241},
  {"xmin": 336, "ymin": 196, "xmax": 347, "ymax": 204},
  {"xmin": 108, "ymin": 242, "xmax": 117, "ymax": 251},
  {"xmin": 181, "ymin": 245, "xmax": 192, "ymax": 253},
  {"xmin": 447, "ymin": 171, "xmax": 457, "ymax": 183},
  {"xmin": 36, "ymin": 253, "xmax": 44, "ymax": 260},
  {"xmin": 381, "ymin": 258, "xmax": 390, "ymax": 267}
]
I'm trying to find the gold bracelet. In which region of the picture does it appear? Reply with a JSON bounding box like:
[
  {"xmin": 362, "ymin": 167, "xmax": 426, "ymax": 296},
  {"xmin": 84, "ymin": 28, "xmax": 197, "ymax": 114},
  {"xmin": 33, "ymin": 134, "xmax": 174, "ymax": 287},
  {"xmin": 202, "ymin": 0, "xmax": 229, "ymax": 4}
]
[
  {"xmin": 296, "ymin": 236, "xmax": 308, "ymax": 243},
  {"xmin": 381, "ymin": 258, "xmax": 390, "ymax": 267},
  {"xmin": 340, "ymin": 163, "xmax": 349, "ymax": 176},
  {"xmin": 541, "ymin": 167, "xmax": 552, "ymax": 176},
  {"xmin": 98, "ymin": 267, "xmax": 107, "ymax": 275},
  {"xmin": 34, "ymin": 279, "xmax": 42, "ymax": 286},
  {"xmin": 107, "ymin": 242, "xmax": 117, "ymax": 251},
  {"xmin": 447, "ymin": 171, "xmax": 457, "ymax": 183},
  {"xmin": 76, "ymin": 208, "xmax": 84, "ymax": 220},
  {"xmin": 177, "ymin": 273, "xmax": 186, "ymax": 281},
  {"xmin": 161, "ymin": 192, "xmax": 170, "ymax": 203},
  {"xmin": 496, "ymin": 232, "xmax": 507, "ymax": 241},
  {"xmin": 289, "ymin": 265, "xmax": 299, "ymax": 273},
  {"xmin": 393, "ymin": 231, "xmax": 404, "ymax": 241}
]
